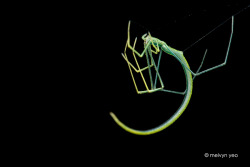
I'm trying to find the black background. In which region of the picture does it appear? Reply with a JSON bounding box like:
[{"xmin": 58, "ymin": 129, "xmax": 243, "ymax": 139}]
[
  {"xmin": 34, "ymin": 0, "xmax": 250, "ymax": 163},
  {"xmin": 93, "ymin": 1, "xmax": 249, "ymax": 156}
]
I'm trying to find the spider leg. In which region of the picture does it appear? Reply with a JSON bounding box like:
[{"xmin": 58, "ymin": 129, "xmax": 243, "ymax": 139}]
[
  {"xmin": 175, "ymin": 16, "xmax": 234, "ymax": 77},
  {"xmin": 165, "ymin": 16, "xmax": 233, "ymax": 77}
]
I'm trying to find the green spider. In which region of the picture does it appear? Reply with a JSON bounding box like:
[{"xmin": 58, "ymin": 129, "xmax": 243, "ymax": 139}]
[{"xmin": 110, "ymin": 16, "xmax": 234, "ymax": 135}]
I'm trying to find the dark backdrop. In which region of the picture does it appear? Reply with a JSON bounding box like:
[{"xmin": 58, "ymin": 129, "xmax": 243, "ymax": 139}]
[{"xmin": 44, "ymin": 0, "xmax": 250, "ymax": 162}]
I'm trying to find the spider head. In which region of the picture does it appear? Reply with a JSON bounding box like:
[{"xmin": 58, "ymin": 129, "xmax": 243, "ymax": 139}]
[{"xmin": 142, "ymin": 33, "xmax": 150, "ymax": 44}]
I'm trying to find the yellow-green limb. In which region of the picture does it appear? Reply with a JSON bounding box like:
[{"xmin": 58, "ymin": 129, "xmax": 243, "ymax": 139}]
[{"xmin": 110, "ymin": 49, "xmax": 193, "ymax": 135}]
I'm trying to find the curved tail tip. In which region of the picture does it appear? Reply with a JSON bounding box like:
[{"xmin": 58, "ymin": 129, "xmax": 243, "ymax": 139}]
[
  {"xmin": 109, "ymin": 112, "xmax": 118, "ymax": 121},
  {"xmin": 109, "ymin": 112, "xmax": 114, "ymax": 117}
]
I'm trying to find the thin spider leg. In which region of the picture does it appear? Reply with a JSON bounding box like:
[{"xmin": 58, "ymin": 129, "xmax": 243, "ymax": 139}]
[
  {"xmin": 122, "ymin": 40, "xmax": 143, "ymax": 72},
  {"xmin": 129, "ymin": 40, "xmax": 152, "ymax": 58},
  {"xmin": 194, "ymin": 16, "xmax": 234, "ymax": 76},
  {"xmin": 176, "ymin": 16, "xmax": 234, "ymax": 77},
  {"xmin": 122, "ymin": 38, "xmax": 147, "ymax": 94},
  {"xmin": 150, "ymin": 47, "xmax": 186, "ymax": 95},
  {"xmin": 121, "ymin": 53, "xmax": 153, "ymax": 72},
  {"xmin": 163, "ymin": 49, "xmax": 207, "ymax": 95},
  {"xmin": 145, "ymin": 45, "xmax": 154, "ymax": 89},
  {"xmin": 126, "ymin": 21, "xmax": 155, "ymax": 58},
  {"xmin": 123, "ymin": 35, "xmax": 154, "ymax": 72},
  {"xmin": 153, "ymin": 48, "xmax": 163, "ymax": 89},
  {"xmin": 147, "ymin": 46, "xmax": 164, "ymax": 89},
  {"xmin": 126, "ymin": 57, "xmax": 139, "ymax": 93},
  {"xmin": 130, "ymin": 42, "xmax": 165, "ymax": 94},
  {"xmin": 160, "ymin": 89, "xmax": 186, "ymax": 95},
  {"xmin": 165, "ymin": 16, "xmax": 234, "ymax": 77},
  {"xmin": 122, "ymin": 36, "xmax": 154, "ymax": 72},
  {"xmin": 192, "ymin": 49, "xmax": 208, "ymax": 80},
  {"xmin": 122, "ymin": 44, "xmax": 139, "ymax": 93},
  {"xmin": 131, "ymin": 37, "xmax": 150, "ymax": 92},
  {"xmin": 148, "ymin": 32, "xmax": 160, "ymax": 54},
  {"xmin": 137, "ymin": 87, "xmax": 163, "ymax": 94},
  {"xmin": 123, "ymin": 23, "xmax": 161, "ymax": 93}
]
